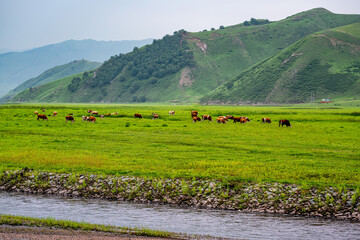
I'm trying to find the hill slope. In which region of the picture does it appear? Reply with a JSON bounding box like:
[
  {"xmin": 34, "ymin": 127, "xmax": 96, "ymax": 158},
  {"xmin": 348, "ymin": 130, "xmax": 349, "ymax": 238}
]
[
  {"xmin": 11, "ymin": 73, "xmax": 84, "ymax": 103},
  {"xmin": 10, "ymin": 8, "xmax": 360, "ymax": 103},
  {"xmin": 0, "ymin": 39, "xmax": 153, "ymax": 97},
  {"xmin": 201, "ymin": 23, "xmax": 360, "ymax": 104},
  {"xmin": 2, "ymin": 60, "xmax": 101, "ymax": 102}
]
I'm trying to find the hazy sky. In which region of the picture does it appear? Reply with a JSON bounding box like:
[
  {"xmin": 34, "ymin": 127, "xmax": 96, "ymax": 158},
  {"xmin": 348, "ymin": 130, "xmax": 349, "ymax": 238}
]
[{"xmin": 1, "ymin": 0, "xmax": 359, "ymax": 50}]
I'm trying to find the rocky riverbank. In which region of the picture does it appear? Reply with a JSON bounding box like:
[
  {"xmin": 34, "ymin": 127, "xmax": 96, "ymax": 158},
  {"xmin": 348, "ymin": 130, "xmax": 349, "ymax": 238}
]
[{"xmin": 1, "ymin": 168, "xmax": 359, "ymax": 221}]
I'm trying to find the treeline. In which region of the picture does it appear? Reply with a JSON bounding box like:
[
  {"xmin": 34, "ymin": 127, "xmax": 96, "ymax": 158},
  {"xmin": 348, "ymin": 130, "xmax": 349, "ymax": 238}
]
[
  {"xmin": 243, "ymin": 18, "xmax": 270, "ymax": 26},
  {"xmin": 68, "ymin": 30, "xmax": 194, "ymax": 93}
]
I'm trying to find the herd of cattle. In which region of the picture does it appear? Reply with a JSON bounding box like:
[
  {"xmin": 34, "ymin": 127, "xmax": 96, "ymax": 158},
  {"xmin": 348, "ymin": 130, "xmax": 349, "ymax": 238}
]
[
  {"xmin": 189, "ymin": 111, "xmax": 291, "ymax": 126},
  {"xmin": 33, "ymin": 109, "xmax": 291, "ymax": 127}
]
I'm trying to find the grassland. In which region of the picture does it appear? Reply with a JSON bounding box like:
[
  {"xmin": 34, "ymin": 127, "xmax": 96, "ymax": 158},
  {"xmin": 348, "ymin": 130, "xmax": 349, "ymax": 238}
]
[
  {"xmin": 0, "ymin": 214, "xmax": 177, "ymax": 239},
  {"xmin": 0, "ymin": 103, "xmax": 359, "ymax": 188}
]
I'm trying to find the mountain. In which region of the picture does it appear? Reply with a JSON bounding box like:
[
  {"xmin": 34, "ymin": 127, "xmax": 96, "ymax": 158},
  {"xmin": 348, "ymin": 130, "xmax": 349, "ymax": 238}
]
[
  {"xmin": 201, "ymin": 22, "xmax": 360, "ymax": 104},
  {"xmin": 10, "ymin": 73, "xmax": 84, "ymax": 103},
  {"xmin": 0, "ymin": 39, "xmax": 153, "ymax": 97},
  {"xmin": 9, "ymin": 8, "xmax": 360, "ymax": 103},
  {"xmin": 1, "ymin": 60, "xmax": 101, "ymax": 102}
]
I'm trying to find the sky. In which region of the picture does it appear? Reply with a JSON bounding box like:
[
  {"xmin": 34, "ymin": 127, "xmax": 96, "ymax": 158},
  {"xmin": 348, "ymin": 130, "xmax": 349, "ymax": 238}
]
[{"xmin": 1, "ymin": 0, "xmax": 360, "ymax": 50}]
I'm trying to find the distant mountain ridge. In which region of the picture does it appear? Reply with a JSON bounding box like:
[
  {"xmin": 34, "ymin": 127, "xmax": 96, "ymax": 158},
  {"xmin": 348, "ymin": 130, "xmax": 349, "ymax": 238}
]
[
  {"xmin": 1, "ymin": 60, "xmax": 101, "ymax": 102},
  {"xmin": 0, "ymin": 39, "xmax": 153, "ymax": 97},
  {"xmin": 9, "ymin": 8, "xmax": 360, "ymax": 104}
]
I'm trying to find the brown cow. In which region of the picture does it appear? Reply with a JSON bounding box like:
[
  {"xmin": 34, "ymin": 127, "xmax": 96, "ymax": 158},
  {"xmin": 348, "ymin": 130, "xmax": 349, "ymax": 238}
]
[
  {"xmin": 226, "ymin": 115, "xmax": 234, "ymax": 120},
  {"xmin": 152, "ymin": 114, "xmax": 159, "ymax": 120},
  {"xmin": 87, "ymin": 110, "xmax": 93, "ymax": 113},
  {"xmin": 241, "ymin": 117, "xmax": 250, "ymax": 122},
  {"xmin": 134, "ymin": 113, "xmax": 142, "ymax": 119},
  {"xmin": 193, "ymin": 116, "xmax": 201, "ymax": 123},
  {"xmin": 219, "ymin": 116, "xmax": 229, "ymax": 121},
  {"xmin": 82, "ymin": 116, "xmax": 88, "ymax": 121},
  {"xmin": 91, "ymin": 111, "xmax": 98, "ymax": 115},
  {"xmin": 233, "ymin": 117, "xmax": 248, "ymax": 123},
  {"xmin": 65, "ymin": 116, "xmax": 74, "ymax": 123},
  {"xmin": 202, "ymin": 115, "xmax": 213, "ymax": 121},
  {"xmin": 111, "ymin": 112, "xmax": 118, "ymax": 115},
  {"xmin": 87, "ymin": 116, "xmax": 96, "ymax": 123},
  {"xmin": 217, "ymin": 117, "xmax": 227, "ymax": 124},
  {"xmin": 34, "ymin": 111, "xmax": 39, "ymax": 115},
  {"xmin": 52, "ymin": 111, "xmax": 57, "ymax": 117},
  {"xmin": 37, "ymin": 114, "xmax": 48, "ymax": 121},
  {"xmin": 191, "ymin": 111, "xmax": 198, "ymax": 118},
  {"xmin": 233, "ymin": 117, "xmax": 242, "ymax": 123},
  {"xmin": 279, "ymin": 119, "xmax": 291, "ymax": 127},
  {"xmin": 169, "ymin": 111, "xmax": 175, "ymax": 115},
  {"xmin": 262, "ymin": 118, "xmax": 271, "ymax": 123}
]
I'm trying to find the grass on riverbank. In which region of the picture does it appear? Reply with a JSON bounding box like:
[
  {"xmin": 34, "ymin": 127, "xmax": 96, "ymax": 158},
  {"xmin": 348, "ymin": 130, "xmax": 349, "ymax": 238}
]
[
  {"xmin": 0, "ymin": 214, "xmax": 177, "ymax": 238},
  {"xmin": 0, "ymin": 103, "xmax": 359, "ymax": 188}
]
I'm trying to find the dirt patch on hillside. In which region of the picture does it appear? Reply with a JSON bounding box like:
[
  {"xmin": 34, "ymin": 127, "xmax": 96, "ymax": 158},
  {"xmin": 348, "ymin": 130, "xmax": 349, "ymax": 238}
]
[
  {"xmin": 281, "ymin": 52, "xmax": 303, "ymax": 65},
  {"xmin": 316, "ymin": 34, "xmax": 360, "ymax": 54},
  {"xmin": 209, "ymin": 33, "xmax": 221, "ymax": 40},
  {"xmin": 179, "ymin": 67, "xmax": 194, "ymax": 87},
  {"xmin": 187, "ymin": 38, "xmax": 207, "ymax": 54}
]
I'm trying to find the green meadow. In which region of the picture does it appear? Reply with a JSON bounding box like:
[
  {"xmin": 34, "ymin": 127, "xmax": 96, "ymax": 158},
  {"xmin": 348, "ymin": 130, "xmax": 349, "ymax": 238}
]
[{"xmin": 0, "ymin": 103, "xmax": 359, "ymax": 188}]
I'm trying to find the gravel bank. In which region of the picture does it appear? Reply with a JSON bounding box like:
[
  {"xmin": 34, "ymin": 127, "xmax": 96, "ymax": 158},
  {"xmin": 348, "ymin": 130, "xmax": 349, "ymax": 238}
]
[{"xmin": 1, "ymin": 168, "xmax": 359, "ymax": 221}]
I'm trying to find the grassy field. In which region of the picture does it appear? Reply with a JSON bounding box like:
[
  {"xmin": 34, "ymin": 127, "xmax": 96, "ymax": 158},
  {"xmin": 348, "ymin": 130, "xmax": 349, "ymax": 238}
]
[{"xmin": 0, "ymin": 103, "xmax": 359, "ymax": 188}]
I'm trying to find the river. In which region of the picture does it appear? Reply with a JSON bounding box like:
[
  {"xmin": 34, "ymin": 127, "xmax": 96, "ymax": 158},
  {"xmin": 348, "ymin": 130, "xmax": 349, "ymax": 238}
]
[{"xmin": 1, "ymin": 192, "xmax": 359, "ymax": 239}]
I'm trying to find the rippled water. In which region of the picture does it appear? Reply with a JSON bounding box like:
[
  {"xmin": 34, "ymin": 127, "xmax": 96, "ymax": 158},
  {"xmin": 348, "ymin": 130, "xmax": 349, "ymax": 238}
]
[{"xmin": 1, "ymin": 192, "xmax": 359, "ymax": 239}]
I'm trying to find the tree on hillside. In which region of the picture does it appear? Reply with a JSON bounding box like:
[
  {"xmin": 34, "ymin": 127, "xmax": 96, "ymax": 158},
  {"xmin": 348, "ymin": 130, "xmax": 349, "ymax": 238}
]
[
  {"xmin": 250, "ymin": 18, "xmax": 259, "ymax": 25},
  {"xmin": 244, "ymin": 20, "xmax": 250, "ymax": 26}
]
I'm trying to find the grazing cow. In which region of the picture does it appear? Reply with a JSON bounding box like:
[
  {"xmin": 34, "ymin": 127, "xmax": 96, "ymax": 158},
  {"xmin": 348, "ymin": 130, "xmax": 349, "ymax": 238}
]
[
  {"xmin": 37, "ymin": 114, "xmax": 48, "ymax": 121},
  {"xmin": 191, "ymin": 111, "xmax": 198, "ymax": 118},
  {"xmin": 233, "ymin": 117, "xmax": 248, "ymax": 123},
  {"xmin": 241, "ymin": 117, "xmax": 250, "ymax": 122},
  {"xmin": 65, "ymin": 116, "xmax": 74, "ymax": 123},
  {"xmin": 279, "ymin": 119, "xmax": 291, "ymax": 127},
  {"xmin": 104, "ymin": 113, "xmax": 111, "ymax": 116},
  {"xmin": 193, "ymin": 116, "xmax": 201, "ymax": 123},
  {"xmin": 82, "ymin": 116, "xmax": 88, "ymax": 121},
  {"xmin": 233, "ymin": 117, "xmax": 242, "ymax": 123},
  {"xmin": 91, "ymin": 111, "xmax": 98, "ymax": 115},
  {"xmin": 134, "ymin": 113, "xmax": 142, "ymax": 119},
  {"xmin": 111, "ymin": 112, "xmax": 118, "ymax": 115},
  {"xmin": 52, "ymin": 111, "xmax": 57, "ymax": 117},
  {"xmin": 226, "ymin": 115, "xmax": 234, "ymax": 120},
  {"xmin": 219, "ymin": 116, "xmax": 229, "ymax": 121},
  {"xmin": 202, "ymin": 115, "xmax": 213, "ymax": 121},
  {"xmin": 169, "ymin": 111, "xmax": 175, "ymax": 115},
  {"xmin": 217, "ymin": 117, "xmax": 227, "ymax": 124},
  {"xmin": 152, "ymin": 114, "xmax": 159, "ymax": 120},
  {"xmin": 87, "ymin": 116, "xmax": 96, "ymax": 123},
  {"xmin": 262, "ymin": 118, "xmax": 271, "ymax": 123},
  {"xmin": 34, "ymin": 111, "xmax": 39, "ymax": 115},
  {"xmin": 87, "ymin": 110, "xmax": 93, "ymax": 113}
]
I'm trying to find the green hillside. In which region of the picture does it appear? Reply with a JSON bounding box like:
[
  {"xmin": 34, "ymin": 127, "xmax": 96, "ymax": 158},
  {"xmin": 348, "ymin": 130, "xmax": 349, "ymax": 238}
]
[
  {"xmin": 3, "ymin": 60, "xmax": 101, "ymax": 101},
  {"xmin": 10, "ymin": 8, "xmax": 360, "ymax": 103},
  {"xmin": 201, "ymin": 22, "xmax": 360, "ymax": 104},
  {"xmin": 11, "ymin": 73, "xmax": 84, "ymax": 103}
]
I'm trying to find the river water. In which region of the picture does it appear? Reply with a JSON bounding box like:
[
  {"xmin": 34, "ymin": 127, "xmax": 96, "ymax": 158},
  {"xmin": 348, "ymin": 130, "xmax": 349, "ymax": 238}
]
[{"xmin": 1, "ymin": 191, "xmax": 359, "ymax": 239}]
